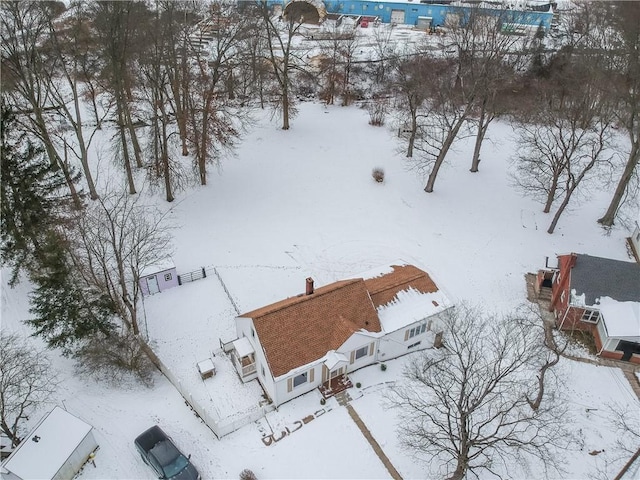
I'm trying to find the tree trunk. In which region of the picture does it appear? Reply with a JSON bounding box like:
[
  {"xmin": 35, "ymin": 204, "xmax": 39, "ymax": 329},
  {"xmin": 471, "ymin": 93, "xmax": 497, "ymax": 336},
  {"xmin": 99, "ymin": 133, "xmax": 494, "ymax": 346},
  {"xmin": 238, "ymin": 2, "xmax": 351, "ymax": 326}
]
[
  {"xmin": 447, "ymin": 456, "xmax": 468, "ymax": 480},
  {"xmin": 198, "ymin": 101, "xmax": 209, "ymax": 186},
  {"xmin": 424, "ymin": 115, "xmax": 467, "ymax": 193},
  {"xmin": 282, "ymin": 81, "xmax": 290, "ymax": 130},
  {"xmin": 124, "ymin": 102, "xmax": 143, "ymax": 168},
  {"xmin": 1, "ymin": 418, "xmax": 20, "ymax": 448},
  {"xmin": 548, "ymin": 187, "xmax": 575, "ymax": 234},
  {"xmin": 116, "ymin": 93, "xmax": 136, "ymax": 194},
  {"xmin": 598, "ymin": 140, "xmax": 639, "ymax": 226},
  {"xmin": 407, "ymin": 108, "xmax": 417, "ymax": 158},
  {"xmin": 527, "ymin": 351, "xmax": 560, "ymax": 411},
  {"xmin": 61, "ymin": 144, "xmax": 83, "ymax": 210},
  {"xmin": 159, "ymin": 99, "xmax": 174, "ymax": 202},
  {"xmin": 33, "ymin": 108, "xmax": 61, "ymax": 170},
  {"xmin": 470, "ymin": 105, "xmax": 489, "ymax": 173},
  {"xmin": 71, "ymin": 79, "xmax": 98, "ymax": 200},
  {"xmin": 543, "ymin": 175, "xmax": 558, "ymax": 213}
]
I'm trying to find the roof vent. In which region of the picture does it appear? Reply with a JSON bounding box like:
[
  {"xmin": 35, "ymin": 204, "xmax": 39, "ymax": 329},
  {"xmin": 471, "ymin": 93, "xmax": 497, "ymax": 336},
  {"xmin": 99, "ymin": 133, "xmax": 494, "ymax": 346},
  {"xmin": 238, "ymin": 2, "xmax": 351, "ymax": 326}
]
[{"xmin": 306, "ymin": 277, "xmax": 314, "ymax": 295}]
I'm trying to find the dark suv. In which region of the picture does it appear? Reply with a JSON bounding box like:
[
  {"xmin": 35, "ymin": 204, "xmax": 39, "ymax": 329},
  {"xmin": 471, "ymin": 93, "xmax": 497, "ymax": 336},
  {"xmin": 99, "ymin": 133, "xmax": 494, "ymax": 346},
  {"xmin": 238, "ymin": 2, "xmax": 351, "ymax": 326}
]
[{"xmin": 134, "ymin": 425, "xmax": 200, "ymax": 480}]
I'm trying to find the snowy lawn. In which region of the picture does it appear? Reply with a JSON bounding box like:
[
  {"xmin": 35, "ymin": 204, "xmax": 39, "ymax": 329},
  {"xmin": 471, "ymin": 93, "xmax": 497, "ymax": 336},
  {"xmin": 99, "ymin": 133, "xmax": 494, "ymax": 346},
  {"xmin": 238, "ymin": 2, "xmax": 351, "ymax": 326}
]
[{"xmin": 2, "ymin": 100, "xmax": 639, "ymax": 480}]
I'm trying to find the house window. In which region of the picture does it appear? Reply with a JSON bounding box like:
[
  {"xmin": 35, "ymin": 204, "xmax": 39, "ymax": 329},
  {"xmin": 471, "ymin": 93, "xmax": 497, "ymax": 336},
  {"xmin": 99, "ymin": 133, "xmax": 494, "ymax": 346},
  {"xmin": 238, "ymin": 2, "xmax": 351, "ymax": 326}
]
[
  {"xmin": 581, "ymin": 309, "xmax": 600, "ymax": 324},
  {"xmin": 293, "ymin": 372, "xmax": 308, "ymax": 388},
  {"xmin": 408, "ymin": 341, "xmax": 421, "ymax": 349},
  {"xmin": 355, "ymin": 345, "xmax": 368, "ymax": 360},
  {"xmin": 408, "ymin": 323, "xmax": 427, "ymax": 339},
  {"xmin": 164, "ymin": 273, "xmax": 172, "ymax": 281}
]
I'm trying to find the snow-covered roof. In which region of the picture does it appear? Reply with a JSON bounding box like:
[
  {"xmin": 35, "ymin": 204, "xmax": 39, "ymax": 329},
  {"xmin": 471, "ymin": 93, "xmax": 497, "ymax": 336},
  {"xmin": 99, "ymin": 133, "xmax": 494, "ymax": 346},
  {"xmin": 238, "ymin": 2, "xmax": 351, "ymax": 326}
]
[
  {"xmin": 598, "ymin": 297, "xmax": 640, "ymax": 339},
  {"xmin": 140, "ymin": 257, "xmax": 176, "ymax": 277},
  {"xmin": 323, "ymin": 351, "xmax": 349, "ymax": 370},
  {"xmin": 2, "ymin": 407, "xmax": 93, "ymax": 480},
  {"xmin": 363, "ymin": 263, "xmax": 453, "ymax": 333},
  {"xmin": 377, "ymin": 287, "xmax": 453, "ymax": 332},
  {"xmin": 232, "ymin": 337, "xmax": 254, "ymax": 358}
]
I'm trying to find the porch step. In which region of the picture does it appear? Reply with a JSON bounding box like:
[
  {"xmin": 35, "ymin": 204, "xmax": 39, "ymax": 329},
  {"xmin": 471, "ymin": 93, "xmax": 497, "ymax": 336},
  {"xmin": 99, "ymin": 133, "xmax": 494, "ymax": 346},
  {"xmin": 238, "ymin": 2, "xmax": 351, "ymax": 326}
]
[{"xmin": 335, "ymin": 391, "xmax": 352, "ymax": 407}]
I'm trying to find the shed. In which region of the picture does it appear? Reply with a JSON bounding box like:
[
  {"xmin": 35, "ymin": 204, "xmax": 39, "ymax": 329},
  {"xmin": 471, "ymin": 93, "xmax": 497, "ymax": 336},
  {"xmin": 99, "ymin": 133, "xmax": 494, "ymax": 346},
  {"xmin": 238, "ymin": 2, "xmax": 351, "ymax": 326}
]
[
  {"xmin": 139, "ymin": 258, "xmax": 178, "ymax": 296},
  {"xmin": 0, "ymin": 407, "xmax": 98, "ymax": 480}
]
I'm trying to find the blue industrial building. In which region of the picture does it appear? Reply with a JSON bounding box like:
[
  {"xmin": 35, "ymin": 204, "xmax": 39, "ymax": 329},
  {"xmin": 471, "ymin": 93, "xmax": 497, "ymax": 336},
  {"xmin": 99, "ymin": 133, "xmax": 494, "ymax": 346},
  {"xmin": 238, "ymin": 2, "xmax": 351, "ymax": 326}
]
[{"xmin": 267, "ymin": 0, "xmax": 554, "ymax": 32}]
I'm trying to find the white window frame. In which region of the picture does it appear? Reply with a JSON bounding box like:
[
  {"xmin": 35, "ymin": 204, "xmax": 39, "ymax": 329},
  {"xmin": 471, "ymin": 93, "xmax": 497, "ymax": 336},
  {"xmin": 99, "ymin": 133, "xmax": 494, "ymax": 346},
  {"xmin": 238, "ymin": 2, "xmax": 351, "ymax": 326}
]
[
  {"xmin": 408, "ymin": 323, "xmax": 427, "ymax": 339},
  {"xmin": 581, "ymin": 308, "xmax": 600, "ymax": 324},
  {"xmin": 293, "ymin": 372, "xmax": 308, "ymax": 388},
  {"xmin": 355, "ymin": 345, "xmax": 368, "ymax": 360},
  {"xmin": 164, "ymin": 273, "xmax": 172, "ymax": 281}
]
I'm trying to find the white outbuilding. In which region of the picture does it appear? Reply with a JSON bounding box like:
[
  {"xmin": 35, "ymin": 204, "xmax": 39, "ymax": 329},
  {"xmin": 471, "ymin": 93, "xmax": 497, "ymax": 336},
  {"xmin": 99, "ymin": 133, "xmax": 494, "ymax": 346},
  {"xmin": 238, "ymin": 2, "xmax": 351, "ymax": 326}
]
[{"xmin": 0, "ymin": 407, "xmax": 98, "ymax": 480}]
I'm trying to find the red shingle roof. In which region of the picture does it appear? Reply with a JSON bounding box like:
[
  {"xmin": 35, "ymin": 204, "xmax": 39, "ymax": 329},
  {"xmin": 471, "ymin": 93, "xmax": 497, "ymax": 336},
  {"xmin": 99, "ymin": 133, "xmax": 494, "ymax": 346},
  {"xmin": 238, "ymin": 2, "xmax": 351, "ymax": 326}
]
[
  {"xmin": 240, "ymin": 279, "xmax": 381, "ymax": 377},
  {"xmin": 239, "ymin": 264, "xmax": 438, "ymax": 377},
  {"xmin": 365, "ymin": 264, "xmax": 438, "ymax": 308}
]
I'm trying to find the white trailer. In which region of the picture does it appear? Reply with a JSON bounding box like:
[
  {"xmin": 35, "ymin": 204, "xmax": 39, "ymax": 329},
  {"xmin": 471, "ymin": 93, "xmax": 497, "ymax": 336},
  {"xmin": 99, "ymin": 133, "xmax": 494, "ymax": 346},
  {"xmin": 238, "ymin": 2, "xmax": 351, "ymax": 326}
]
[{"xmin": 0, "ymin": 407, "xmax": 98, "ymax": 480}]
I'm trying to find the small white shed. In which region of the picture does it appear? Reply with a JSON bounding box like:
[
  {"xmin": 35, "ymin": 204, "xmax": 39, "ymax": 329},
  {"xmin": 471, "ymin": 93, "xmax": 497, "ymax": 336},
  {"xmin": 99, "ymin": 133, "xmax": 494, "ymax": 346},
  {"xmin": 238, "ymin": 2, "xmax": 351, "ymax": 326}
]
[{"xmin": 0, "ymin": 407, "xmax": 98, "ymax": 480}]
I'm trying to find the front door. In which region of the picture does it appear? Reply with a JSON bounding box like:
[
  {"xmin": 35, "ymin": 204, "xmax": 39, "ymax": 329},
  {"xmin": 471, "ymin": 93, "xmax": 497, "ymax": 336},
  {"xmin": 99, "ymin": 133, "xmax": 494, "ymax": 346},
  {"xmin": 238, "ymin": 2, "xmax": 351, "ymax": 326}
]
[
  {"xmin": 330, "ymin": 367, "xmax": 343, "ymax": 379},
  {"xmin": 146, "ymin": 275, "xmax": 160, "ymax": 295}
]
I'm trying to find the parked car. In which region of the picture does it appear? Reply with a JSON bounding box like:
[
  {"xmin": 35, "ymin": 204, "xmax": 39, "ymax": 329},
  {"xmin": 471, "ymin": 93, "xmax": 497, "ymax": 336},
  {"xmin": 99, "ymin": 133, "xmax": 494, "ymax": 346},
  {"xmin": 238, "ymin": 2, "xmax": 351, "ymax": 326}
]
[{"xmin": 134, "ymin": 425, "xmax": 200, "ymax": 480}]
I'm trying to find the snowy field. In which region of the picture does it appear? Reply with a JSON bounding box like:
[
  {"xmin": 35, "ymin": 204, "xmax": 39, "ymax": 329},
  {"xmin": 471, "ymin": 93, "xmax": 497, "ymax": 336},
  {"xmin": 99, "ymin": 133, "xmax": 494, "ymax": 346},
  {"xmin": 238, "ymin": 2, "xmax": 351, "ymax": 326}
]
[{"xmin": 2, "ymin": 97, "xmax": 639, "ymax": 479}]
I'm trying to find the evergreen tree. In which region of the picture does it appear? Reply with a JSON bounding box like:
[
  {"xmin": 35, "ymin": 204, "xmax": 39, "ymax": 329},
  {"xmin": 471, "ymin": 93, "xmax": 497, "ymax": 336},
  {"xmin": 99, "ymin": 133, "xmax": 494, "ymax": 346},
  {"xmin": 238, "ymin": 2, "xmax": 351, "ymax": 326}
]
[
  {"xmin": 0, "ymin": 99, "xmax": 67, "ymax": 284},
  {"xmin": 26, "ymin": 230, "xmax": 116, "ymax": 355}
]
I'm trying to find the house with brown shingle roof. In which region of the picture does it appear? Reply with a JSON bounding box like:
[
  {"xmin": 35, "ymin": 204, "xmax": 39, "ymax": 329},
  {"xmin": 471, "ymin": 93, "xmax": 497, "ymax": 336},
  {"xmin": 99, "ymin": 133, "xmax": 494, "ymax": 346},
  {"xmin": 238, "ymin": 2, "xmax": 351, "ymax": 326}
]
[{"xmin": 224, "ymin": 263, "xmax": 453, "ymax": 407}]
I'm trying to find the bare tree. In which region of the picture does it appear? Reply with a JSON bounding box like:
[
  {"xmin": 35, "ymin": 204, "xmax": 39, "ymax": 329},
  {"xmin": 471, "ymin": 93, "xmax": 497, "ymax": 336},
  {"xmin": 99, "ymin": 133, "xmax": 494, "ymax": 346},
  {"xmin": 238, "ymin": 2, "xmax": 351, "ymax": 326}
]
[
  {"xmin": 0, "ymin": 333, "xmax": 58, "ymax": 448},
  {"xmin": 449, "ymin": 8, "xmax": 527, "ymax": 173},
  {"xmin": 1, "ymin": 0, "xmax": 82, "ymax": 207},
  {"xmin": 513, "ymin": 58, "xmax": 616, "ymax": 234},
  {"xmin": 389, "ymin": 305, "xmax": 568, "ymax": 480},
  {"xmin": 596, "ymin": 2, "xmax": 640, "ymax": 226},
  {"xmin": 68, "ymin": 188, "xmax": 173, "ymax": 336},
  {"xmin": 390, "ymin": 54, "xmax": 436, "ymax": 159},
  {"xmin": 316, "ymin": 22, "xmax": 361, "ymax": 106},
  {"xmin": 90, "ymin": 1, "xmax": 150, "ymax": 194},
  {"xmin": 185, "ymin": 4, "xmax": 248, "ymax": 186},
  {"xmin": 259, "ymin": 0, "xmax": 307, "ymax": 130},
  {"xmin": 403, "ymin": 54, "xmax": 474, "ymax": 192},
  {"xmin": 368, "ymin": 22, "xmax": 396, "ymax": 85},
  {"xmin": 41, "ymin": 0, "xmax": 111, "ymax": 201}
]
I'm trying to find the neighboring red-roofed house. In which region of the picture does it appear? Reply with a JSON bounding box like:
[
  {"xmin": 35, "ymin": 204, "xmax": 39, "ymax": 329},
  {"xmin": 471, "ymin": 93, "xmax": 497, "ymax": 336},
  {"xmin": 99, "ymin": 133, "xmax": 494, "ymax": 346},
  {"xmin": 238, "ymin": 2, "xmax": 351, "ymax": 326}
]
[
  {"xmin": 543, "ymin": 253, "xmax": 640, "ymax": 363},
  {"xmin": 223, "ymin": 264, "xmax": 454, "ymax": 407}
]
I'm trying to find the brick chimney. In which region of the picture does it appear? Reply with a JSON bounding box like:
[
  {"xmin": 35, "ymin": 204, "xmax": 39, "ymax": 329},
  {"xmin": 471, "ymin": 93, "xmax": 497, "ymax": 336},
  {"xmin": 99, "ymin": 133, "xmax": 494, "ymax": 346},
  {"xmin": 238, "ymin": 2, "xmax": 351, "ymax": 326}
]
[{"xmin": 306, "ymin": 277, "xmax": 314, "ymax": 295}]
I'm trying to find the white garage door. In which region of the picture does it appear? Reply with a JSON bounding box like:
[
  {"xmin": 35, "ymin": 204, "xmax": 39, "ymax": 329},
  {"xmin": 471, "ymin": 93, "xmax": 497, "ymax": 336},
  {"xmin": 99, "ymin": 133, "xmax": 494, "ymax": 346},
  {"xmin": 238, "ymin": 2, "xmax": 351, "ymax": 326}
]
[{"xmin": 391, "ymin": 9, "xmax": 405, "ymax": 25}]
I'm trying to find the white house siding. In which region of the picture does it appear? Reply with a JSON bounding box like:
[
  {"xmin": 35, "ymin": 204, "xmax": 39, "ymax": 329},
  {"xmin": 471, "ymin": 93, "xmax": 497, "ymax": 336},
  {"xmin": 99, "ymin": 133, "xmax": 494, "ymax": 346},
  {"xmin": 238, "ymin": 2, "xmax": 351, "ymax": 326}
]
[
  {"xmin": 235, "ymin": 318, "xmax": 278, "ymax": 405},
  {"xmin": 273, "ymin": 363, "xmax": 323, "ymax": 406},
  {"xmin": 378, "ymin": 319, "xmax": 433, "ymax": 361}
]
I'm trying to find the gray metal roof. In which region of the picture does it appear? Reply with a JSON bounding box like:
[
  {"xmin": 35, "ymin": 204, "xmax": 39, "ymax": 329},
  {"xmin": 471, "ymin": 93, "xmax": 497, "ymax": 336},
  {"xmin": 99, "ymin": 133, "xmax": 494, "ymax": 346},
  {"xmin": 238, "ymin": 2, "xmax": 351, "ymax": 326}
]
[{"xmin": 571, "ymin": 254, "xmax": 640, "ymax": 306}]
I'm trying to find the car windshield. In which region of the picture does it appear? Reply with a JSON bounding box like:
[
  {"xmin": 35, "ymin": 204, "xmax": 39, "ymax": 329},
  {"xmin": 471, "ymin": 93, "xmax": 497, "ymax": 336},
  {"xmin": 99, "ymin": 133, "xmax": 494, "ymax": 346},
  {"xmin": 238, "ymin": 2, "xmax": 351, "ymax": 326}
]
[{"xmin": 163, "ymin": 454, "xmax": 189, "ymax": 478}]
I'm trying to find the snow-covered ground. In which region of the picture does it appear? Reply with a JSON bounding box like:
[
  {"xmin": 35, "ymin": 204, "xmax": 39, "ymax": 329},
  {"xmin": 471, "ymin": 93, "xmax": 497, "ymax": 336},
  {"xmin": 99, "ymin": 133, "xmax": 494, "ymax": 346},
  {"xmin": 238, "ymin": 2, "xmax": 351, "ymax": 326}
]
[{"xmin": 2, "ymin": 97, "xmax": 639, "ymax": 479}]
